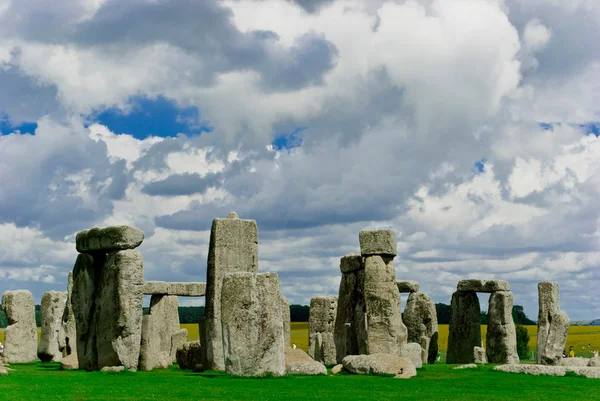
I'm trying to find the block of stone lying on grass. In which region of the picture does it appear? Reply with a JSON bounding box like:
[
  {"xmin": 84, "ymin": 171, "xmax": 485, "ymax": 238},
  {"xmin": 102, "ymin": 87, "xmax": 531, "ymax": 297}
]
[
  {"xmin": 401, "ymin": 343, "xmax": 423, "ymax": 369},
  {"xmin": 76, "ymin": 226, "xmax": 144, "ymax": 253},
  {"xmin": 589, "ymin": 357, "xmax": 600, "ymax": 367},
  {"xmin": 38, "ymin": 291, "xmax": 67, "ymax": 362},
  {"xmin": 308, "ymin": 296, "xmax": 338, "ymax": 365},
  {"xmin": 221, "ymin": 272, "xmax": 285, "ymax": 377},
  {"xmin": 143, "ymin": 281, "xmax": 207, "ymax": 297},
  {"xmin": 285, "ymin": 348, "xmax": 326, "ymax": 375},
  {"xmin": 396, "ymin": 281, "xmax": 419, "ymax": 293},
  {"xmin": 474, "ymin": 346, "xmax": 487, "ymax": 364},
  {"xmin": 1, "ymin": 290, "xmax": 37, "ymax": 363},
  {"xmin": 457, "ymin": 279, "xmax": 510, "ymax": 293},
  {"xmin": 359, "ymin": 230, "xmax": 397, "ymax": 256},
  {"xmin": 453, "ymin": 364, "xmax": 477, "ymax": 369},
  {"xmin": 494, "ymin": 364, "xmax": 600, "ymax": 378},
  {"xmin": 340, "ymin": 253, "xmax": 363, "ymax": 273},
  {"xmin": 176, "ymin": 341, "xmax": 202, "ymax": 370},
  {"xmin": 101, "ymin": 366, "xmax": 125, "ymax": 373},
  {"xmin": 342, "ymin": 354, "xmax": 416, "ymax": 379},
  {"xmin": 60, "ymin": 353, "xmax": 79, "ymax": 370},
  {"xmin": 558, "ymin": 357, "xmax": 590, "ymax": 367}
]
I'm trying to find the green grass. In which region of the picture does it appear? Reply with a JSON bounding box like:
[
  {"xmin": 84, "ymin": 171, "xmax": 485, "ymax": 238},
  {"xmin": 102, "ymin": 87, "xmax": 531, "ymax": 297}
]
[{"xmin": 1, "ymin": 362, "xmax": 600, "ymax": 401}]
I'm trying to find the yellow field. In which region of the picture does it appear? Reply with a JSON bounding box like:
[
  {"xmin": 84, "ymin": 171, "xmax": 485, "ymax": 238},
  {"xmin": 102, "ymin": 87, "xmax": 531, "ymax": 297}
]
[{"xmin": 0, "ymin": 324, "xmax": 597, "ymax": 358}]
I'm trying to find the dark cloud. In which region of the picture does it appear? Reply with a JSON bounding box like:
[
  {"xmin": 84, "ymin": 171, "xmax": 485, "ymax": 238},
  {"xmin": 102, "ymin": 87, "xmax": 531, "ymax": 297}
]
[{"xmin": 141, "ymin": 172, "xmax": 222, "ymax": 196}]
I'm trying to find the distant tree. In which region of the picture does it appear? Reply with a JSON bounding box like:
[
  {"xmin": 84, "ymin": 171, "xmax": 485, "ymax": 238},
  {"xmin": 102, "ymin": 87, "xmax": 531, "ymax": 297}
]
[
  {"xmin": 178, "ymin": 306, "xmax": 205, "ymax": 323},
  {"xmin": 512, "ymin": 305, "xmax": 536, "ymax": 325},
  {"xmin": 35, "ymin": 305, "xmax": 41, "ymax": 327},
  {"xmin": 290, "ymin": 305, "xmax": 310, "ymax": 322},
  {"xmin": 435, "ymin": 303, "xmax": 451, "ymax": 324},
  {"xmin": 0, "ymin": 309, "xmax": 7, "ymax": 328},
  {"xmin": 516, "ymin": 324, "xmax": 530, "ymax": 359},
  {"xmin": 480, "ymin": 311, "xmax": 488, "ymax": 324}
]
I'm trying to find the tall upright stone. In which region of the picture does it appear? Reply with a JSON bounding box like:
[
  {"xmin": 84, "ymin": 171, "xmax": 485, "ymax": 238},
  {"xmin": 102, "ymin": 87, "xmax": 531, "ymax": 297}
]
[
  {"xmin": 280, "ymin": 294, "xmax": 291, "ymax": 347},
  {"xmin": 358, "ymin": 229, "xmax": 406, "ymax": 356},
  {"xmin": 221, "ymin": 272, "xmax": 285, "ymax": 377},
  {"xmin": 333, "ymin": 253, "xmax": 363, "ymax": 363},
  {"xmin": 58, "ymin": 272, "xmax": 77, "ymax": 357},
  {"xmin": 38, "ymin": 291, "xmax": 67, "ymax": 362},
  {"xmin": 1, "ymin": 290, "xmax": 37, "ymax": 363},
  {"xmin": 204, "ymin": 212, "xmax": 258, "ymax": 371},
  {"xmin": 308, "ymin": 296, "xmax": 338, "ymax": 365},
  {"xmin": 403, "ymin": 291, "xmax": 439, "ymax": 364},
  {"xmin": 447, "ymin": 291, "xmax": 481, "ymax": 364},
  {"xmin": 537, "ymin": 281, "xmax": 570, "ymax": 365},
  {"xmin": 486, "ymin": 291, "xmax": 519, "ymax": 364}
]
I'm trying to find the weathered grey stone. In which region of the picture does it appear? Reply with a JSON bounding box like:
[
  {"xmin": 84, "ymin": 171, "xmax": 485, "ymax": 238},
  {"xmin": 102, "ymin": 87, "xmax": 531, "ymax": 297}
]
[
  {"xmin": 558, "ymin": 357, "xmax": 590, "ymax": 367},
  {"xmin": 285, "ymin": 348, "xmax": 327, "ymax": 375},
  {"xmin": 308, "ymin": 296, "xmax": 338, "ymax": 365},
  {"xmin": 486, "ymin": 291, "xmax": 519, "ymax": 364},
  {"xmin": 331, "ymin": 364, "xmax": 343, "ymax": 375},
  {"xmin": 38, "ymin": 291, "xmax": 67, "ymax": 362},
  {"xmin": 401, "ymin": 343, "xmax": 423, "ymax": 369},
  {"xmin": 101, "ymin": 366, "xmax": 125, "ymax": 373},
  {"xmin": 221, "ymin": 272, "xmax": 285, "ymax": 377},
  {"xmin": 58, "ymin": 272, "xmax": 76, "ymax": 358},
  {"xmin": 447, "ymin": 291, "xmax": 481, "ymax": 364},
  {"xmin": 138, "ymin": 294, "xmax": 181, "ymax": 371},
  {"xmin": 204, "ymin": 214, "xmax": 258, "ymax": 371},
  {"xmin": 143, "ymin": 281, "xmax": 206, "ymax": 297},
  {"xmin": 453, "ymin": 364, "xmax": 478, "ymax": 369},
  {"xmin": 537, "ymin": 281, "xmax": 570, "ymax": 365},
  {"xmin": 494, "ymin": 364, "xmax": 567, "ymax": 377},
  {"xmin": 176, "ymin": 341, "xmax": 202, "ymax": 370},
  {"xmin": 397, "ymin": 281, "xmax": 419, "ymax": 293},
  {"xmin": 76, "ymin": 225, "xmax": 144, "ymax": 253},
  {"xmin": 339, "ymin": 253, "xmax": 363, "ymax": 274},
  {"xmin": 171, "ymin": 329, "xmax": 188, "ymax": 362},
  {"xmin": 359, "ymin": 255, "xmax": 406, "ymax": 356},
  {"xmin": 342, "ymin": 354, "xmax": 416, "ymax": 379},
  {"xmin": 280, "ymin": 295, "xmax": 291, "ymax": 347},
  {"xmin": 403, "ymin": 291, "xmax": 438, "ymax": 364},
  {"xmin": 1, "ymin": 290, "xmax": 37, "ymax": 363},
  {"xmin": 457, "ymin": 279, "xmax": 510, "ymax": 293},
  {"xmin": 474, "ymin": 346, "xmax": 487, "ymax": 364},
  {"xmin": 0, "ymin": 368, "xmax": 8, "ymax": 376},
  {"xmin": 359, "ymin": 230, "xmax": 397, "ymax": 257},
  {"xmin": 59, "ymin": 351, "xmax": 79, "ymax": 370},
  {"xmin": 589, "ymin": 357, "xmax": 600, "ymax": 367}
]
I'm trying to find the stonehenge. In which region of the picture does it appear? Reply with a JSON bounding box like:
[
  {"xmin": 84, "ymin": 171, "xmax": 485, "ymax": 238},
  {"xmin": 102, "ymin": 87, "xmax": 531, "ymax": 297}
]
[
  {"xmin": 1, "ymin": 290, "xmax": 37, "ymax": 363},
  {"xmin": 402, "ymin": 290, "xmax": 439, "ymax": 365},
  {"xmin": 537, "ymin": 281, "xmax": 570, "ymax": 365},
  {"xmin": 308, "ymin": 296, "xmax": 338, "ymax": 365},
  {"xmin": 58, "ymin": 272, "xmax": 76, "ymax": 358},
  {"xmin": 447, "ymin": 279, "xmax": 519, "ymax": 364},
  {"xmin": 143, "ymin": 282, "xmax": 206, "ymax": 297},
  {"xmin": 38, "ymin": 291, "xmax": 67, "ymax": 362}
]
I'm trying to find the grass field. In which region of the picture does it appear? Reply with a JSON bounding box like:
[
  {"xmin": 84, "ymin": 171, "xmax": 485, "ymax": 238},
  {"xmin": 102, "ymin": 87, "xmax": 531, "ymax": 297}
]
[
  {"xmin": 3, "ymin": 324, "xmax": 600, "ymax": 358},
  {"xmin": 2, "ymin": 361, "xmax": 600, "ymax": 401}
]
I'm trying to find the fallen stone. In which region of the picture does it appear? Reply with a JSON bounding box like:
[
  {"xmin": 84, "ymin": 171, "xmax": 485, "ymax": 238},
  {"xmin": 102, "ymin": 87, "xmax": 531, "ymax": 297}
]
[
  {"xmin": 1, "ymin": 290, "xmax": 37, "ymax": 363},
  {"xmin": 359, "ymin": 230, "xmax": 397, "ymax": 257},
  {"xmin": 143, "ymin": 281, "xmax": 206, "ymax": 297},
  {"xmin": 359, "ymin": 255, "xmax": 406, "ymax": 356},
  {"xmin": 176, "ymin": 341, "xmax": 202, "ymax": 370},
  {"xmin": 447, "ymin": 291, "xmax": 481, "ymax": 364},
  {"xmin": 101, "ymin": 366, "xmax": 125, "ymax": 373},
  {"xmin": 76, "ymin": 225, "xmax": 144, "ymax": 253},
  {"xmin": 285, "ymin": 348, "xmax": 326, "ymax": 375},
  {"xmin": 559, "ymin": 357, "xmax": 590, "ymax": 367},
  {"xmin": 331, "ymin": 364, "xmax": 343, "ymax": 375},
  {"xmin": 589, "ymin": 357, "xmax": 600, "ymax": 367},
  {"xmin": 308, "ymin": 296, "xmax": 338, "ymax": 365},
  {"xmin": 401, "ymin": 343, "xmax": 423, "ymax": 369},
  {"xmin": 58, "ymin": 272, "xmax": 77, "ymax": 358},
  {"xmin": 339, "ymin": 253, "xmax": 363, "ymax": 274},
  {"xmin": 403, "ymin": 291, "xmax": 438, "ymax": 364},
  {"xmin": 280, "ymin": 295, "xmax": 291, "ymax": 347},
  {"xmin": 204, "ymin": 214, "xmax": 258, "ymax": 371},
  {"xmin": 457, "ymin": 279, "xmax": 510, "ymax": 293},
  {"xmin": 60, "ymin": 353, "xmax": 79, "ymax": 370},
  {"xmin": 221, "ymin": 272, "xmax": 285, "ymax": 377},
  {"xmin": 569, "ymin": 367, "xmax": 600, "ymax": 378},
  {"xmin": 0, "ymin": 368, "xmax": 7, "ymax": 376},
  {"xmin": 453, "ymin": 364, "xmax": 478, "ymax": 370},
  {"xmin": 342, "ymin": 354, "xmax": 416, "ymax": 379},
  {"xmin": 38, "ymin": 291, "xmax": 67, "ymax": 362},
  {"xmin": 486, "ymin": 291, "xmax": 519, "ymax": 364},
  {"xmin": 396, "ymin": 281, "xmax": 420, "ymax": 293},
  {"xmin": 474, "ymin": 346, "xmax": 487, "ymax": 364},
  {"xmin": 537, "ymin": 281, "xmax": 570, "ymax": 365},
  {"xmin": 494, "ymin": 364, "xmax": 567, "ymax": 376}
]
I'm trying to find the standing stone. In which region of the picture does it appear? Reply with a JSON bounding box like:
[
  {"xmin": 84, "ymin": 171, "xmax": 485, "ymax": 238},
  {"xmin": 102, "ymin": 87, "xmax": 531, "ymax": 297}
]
[
  {"xmin": 58, "ymin": 272, "xmax": 77, "ymax": 358},
  {"xmin": 204, "ymin": 213, "xmax": 258, "ymax": 371},
  {"xmin": 138, "ymin": 294, "xmax": 181, "ymax": 370},
  {"xmin": 403, "ymin": 291, "xmax": 439, "ymax": 364},
  {"xmin": 308, "ymin": 296, "xmax": 338, "ymax": 365},
  {"xmin": 221, "ymin": 272, "xmax": 285, "ymax": 377},
  {"xmin": 38, "ymin": 291, "xmax": 67, "ymax": 362},
  {"xmin": 280, "ymin": 295, "xmax": 291, "ymax": 347},
  {"xmin": 176, "ymin": 341, "xmax": 203, "ymax": 370},
  {"xmin": 486, "ymin": 291, "xmax": 519, "ymax": 364},
  {"xmin": 96, "ymin": 249, "xmax": 144, "ymax": 370},
  {"xmin": 333, "ymin": 253, "xmax": 363, "ymax": 363},
  {"xmin": 474, "ymin": 346, "xmax": 487, "ymax": 364},
  {"xmin": 447, "ymin": 291, "xmax": 481, "ymax": 364},
  {"xmin": 537, "ymin": 281, "xmax": 570, "ymax": 365},
  {"xmin": 401, "ymin": 342, "xmax": 423, "ymax": 368},
  {"xmin": 1, "ymin": 290, "xmax": 37, "ymax": 363}
]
